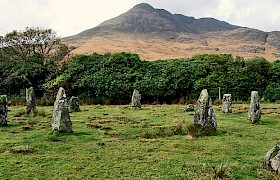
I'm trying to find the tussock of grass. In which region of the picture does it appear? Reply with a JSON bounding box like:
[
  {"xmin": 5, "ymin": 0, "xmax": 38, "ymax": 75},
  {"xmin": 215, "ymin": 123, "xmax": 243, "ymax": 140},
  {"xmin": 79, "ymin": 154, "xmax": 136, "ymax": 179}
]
[
  {"xmin": 13, "ymin": 109, "xmax": 25, "ymax": 117},
  {"xmin": 187, "ymin": 123, "xmax": 216, "ymax": 138},
  {"xmin": 141, "ymin": 120, "xmax": 187, "ymax": 139},
  {"xmin": 212, "ymin": 164, "xmax": 231, "ymax": 179},
  {"xmin": 9, "ymin": 145, "xmax": 36, "ymax": 154},
  {"xmin": 86, "ymin": 123, "xmax": 102, "ymax": 129},
  {"xmin": 261, "ymin": 170, "xmax": 280, "ymax": 180},
  {"xmin": 21, "ymin": 126, "xmax": 32, "ymax": 131},
  {"xmin": 33, "ymin": 108, "xmax": 46, "ymax": 117}
]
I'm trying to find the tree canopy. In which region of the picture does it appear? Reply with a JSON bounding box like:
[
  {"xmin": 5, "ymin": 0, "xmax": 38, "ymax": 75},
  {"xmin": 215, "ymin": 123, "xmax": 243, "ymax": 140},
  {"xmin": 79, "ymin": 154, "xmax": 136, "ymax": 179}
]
[{"xmin": 0, "ymin": 27, "xmax": 69, "ymax": 97}]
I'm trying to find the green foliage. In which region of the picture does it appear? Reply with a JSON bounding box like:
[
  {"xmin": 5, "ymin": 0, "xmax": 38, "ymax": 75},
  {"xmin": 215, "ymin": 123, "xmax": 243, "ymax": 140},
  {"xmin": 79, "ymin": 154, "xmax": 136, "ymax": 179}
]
[
  {"xmin": 0, "ymin": 27, "xmax": 69, "ymax": 97},
  {"xmin": 264, "ymin": 82, "xmax": 280, "ymax": 102},
  {"xmin": 2, "ymin": 32, "xmax": 280, "ymax": 103}
]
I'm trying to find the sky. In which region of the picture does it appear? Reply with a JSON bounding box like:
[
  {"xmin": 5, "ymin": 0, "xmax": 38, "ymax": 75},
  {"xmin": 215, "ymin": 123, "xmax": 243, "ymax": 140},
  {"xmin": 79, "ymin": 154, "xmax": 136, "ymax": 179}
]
[{"xmin": 0, "ymin": 0, "xmax": 279, "ymax": 37}]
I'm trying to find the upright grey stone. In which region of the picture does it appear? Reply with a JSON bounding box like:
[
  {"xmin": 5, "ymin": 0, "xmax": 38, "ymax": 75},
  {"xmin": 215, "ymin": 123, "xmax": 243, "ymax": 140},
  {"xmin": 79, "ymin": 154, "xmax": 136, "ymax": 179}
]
[
  {"xmin": 69, "ymin": 96, "xmax": 80, "ymax": 112},
  {"xmin": 26, "ymin": 87, "xmax": 36, "ymax": 115},
  {"xmin": 0, "ymin": 95, "xmax": 8, "ymax": 126},
  {"xmin": 222, "ymin": 94, "xmax": 232, "ymax": 113},
  {"xmin": 131, "ymin": 90, "xmax": 141, "ymax": 108},
  {"xmin": 248, "ymin": 91, "xmax": 261, "ymax": 123},
  {"xmin": 52, "ymin": 87, "xmax": 72, "ymax": 132},
  {"xmin": 193, "ymin": 89, "xmax": 217, "ymax": 130},
  {"xmin": 185, "ymin": 104, "xmax": 194, "ymax": 112},
  {"xmin": 263, "ymin": 141, "xmax": 280, "ymax": 173}
]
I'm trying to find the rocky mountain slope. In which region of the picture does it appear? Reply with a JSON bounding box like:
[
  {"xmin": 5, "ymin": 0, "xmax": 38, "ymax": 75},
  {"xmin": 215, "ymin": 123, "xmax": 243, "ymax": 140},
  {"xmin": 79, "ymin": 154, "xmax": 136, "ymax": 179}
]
[{"xmin": 64, "ymin": 3, "xmax": 280, "ymax": 61}]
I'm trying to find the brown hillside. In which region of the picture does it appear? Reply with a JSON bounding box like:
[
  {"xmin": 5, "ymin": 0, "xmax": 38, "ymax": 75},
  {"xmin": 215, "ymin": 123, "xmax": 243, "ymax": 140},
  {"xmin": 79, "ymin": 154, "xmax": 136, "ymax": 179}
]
[{"xmin": 63, "ymin": 3, "xmax": 280, "ymax": 61}]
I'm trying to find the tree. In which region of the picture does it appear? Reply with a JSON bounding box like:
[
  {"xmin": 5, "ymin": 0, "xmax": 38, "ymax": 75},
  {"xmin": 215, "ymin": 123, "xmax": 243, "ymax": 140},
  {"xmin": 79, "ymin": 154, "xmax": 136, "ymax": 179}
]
[{"xmin": 0, "ymin": 27, "xmax": 69, "ymax": 97}]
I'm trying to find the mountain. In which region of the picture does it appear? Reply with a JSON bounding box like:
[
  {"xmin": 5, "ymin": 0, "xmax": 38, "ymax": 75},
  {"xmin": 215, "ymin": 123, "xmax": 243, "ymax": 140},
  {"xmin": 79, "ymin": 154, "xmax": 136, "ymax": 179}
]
[{"xmin": 64, "ymin": 3, "xmax": 280, "ymax": 61}]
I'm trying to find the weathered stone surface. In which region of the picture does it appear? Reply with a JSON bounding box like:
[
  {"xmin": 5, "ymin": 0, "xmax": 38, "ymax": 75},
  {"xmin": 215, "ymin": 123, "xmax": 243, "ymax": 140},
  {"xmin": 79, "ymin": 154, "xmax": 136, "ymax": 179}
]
[
  {"xmin": 193, "ymin": 89, "xmax": 217, "ymax": 130},
  {"xmin": 263, "ymin": 141, "xmax": 280, "ymax": 173},
  {"xmin": 248, "ymin": 91, "xmax": 261, "ymax": 123},
  {"xmin": 131, "ymin": 90, "xmax": 141, "ymax": 108},
  {"xmin": 69, "ymin": 96, "xmax": 80, "ymax": 112},
  {"xmin": 185, "ymin": 104, "xmax": 194, "ymax": 112},
  {"xmin": 222, "ymin": 94, "xmax": 232, "ymax": 113},
  {"xmin": 52, "ymin": 87, "xmax": 73, "ymax": 132},
  {"xmin": 0, "ymin": 95, "xmax": 8, "ymax": 126},
  {"xmin": 26, "ymin": 87, "xmax": 36, "ymax": 115}
]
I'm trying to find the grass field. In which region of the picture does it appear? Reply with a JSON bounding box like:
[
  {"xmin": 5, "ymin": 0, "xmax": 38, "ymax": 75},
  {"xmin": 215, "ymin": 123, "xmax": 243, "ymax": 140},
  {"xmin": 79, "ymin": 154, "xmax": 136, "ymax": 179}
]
[{"xmin": 1, "ymin": 103, "xmax": 280, "ymax": 179}]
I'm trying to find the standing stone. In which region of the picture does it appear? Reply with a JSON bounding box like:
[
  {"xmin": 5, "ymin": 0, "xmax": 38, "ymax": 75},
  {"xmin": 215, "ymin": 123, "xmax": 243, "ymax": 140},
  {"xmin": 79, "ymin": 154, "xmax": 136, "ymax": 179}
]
[
  {"xmin": 69, "ymin": 96, "xmax": 80, "ymax": 112},
  {"xmin": 131, "ymin": 90, "xmax": 141, "ymax": 108},
  {"xmin": 248, "ymin": 91, "xmax": 261, "ymax": 123},
  {"xmin": 193, "ymin": 89, "xmax": 217, "ymax": 130},
  {"xmin": 222, "ymin": 94, "xmax": 232, "ymax": 113},
  {"xmin": 185, "ymin": 104, "xmax": 194, "ymax": 112},
  {"xmin": 263, "ymin": 141, "xmax": 280, "ymax": 173},
  {"xmin": 52, "ymin": 87, "xmax": 72, "ymax": 132},
  {"xmin": 0, "ymin": 95, "xmax": 8, "ymax": 126},
  {"xmin": 26, "ymin": 87, "xmax": 36, "ymax": 115}
]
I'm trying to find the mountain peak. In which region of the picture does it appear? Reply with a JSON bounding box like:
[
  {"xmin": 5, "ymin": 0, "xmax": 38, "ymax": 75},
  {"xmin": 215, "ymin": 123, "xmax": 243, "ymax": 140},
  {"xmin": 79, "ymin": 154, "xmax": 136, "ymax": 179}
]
[{"xmin": 131, "ymin": 3, "xmax": 154, "ymax": 11}]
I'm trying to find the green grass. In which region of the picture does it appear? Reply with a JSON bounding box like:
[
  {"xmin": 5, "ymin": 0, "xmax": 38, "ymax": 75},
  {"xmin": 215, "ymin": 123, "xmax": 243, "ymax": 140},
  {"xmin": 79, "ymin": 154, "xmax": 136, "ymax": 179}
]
[{"xmin": 1, "ymin": 104, "xmax": 280, "ymax": 179}]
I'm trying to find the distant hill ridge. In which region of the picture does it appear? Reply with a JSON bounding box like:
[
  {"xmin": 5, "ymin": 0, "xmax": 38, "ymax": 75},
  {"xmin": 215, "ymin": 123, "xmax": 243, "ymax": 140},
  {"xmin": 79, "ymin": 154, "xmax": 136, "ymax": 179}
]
[
  {"xmin": 64, "ymin": 3, "xmax": 280, "ymax": 61},
  {"xmin": 69, "ymin": 3, "xmax": 240, "ymax": 38}
]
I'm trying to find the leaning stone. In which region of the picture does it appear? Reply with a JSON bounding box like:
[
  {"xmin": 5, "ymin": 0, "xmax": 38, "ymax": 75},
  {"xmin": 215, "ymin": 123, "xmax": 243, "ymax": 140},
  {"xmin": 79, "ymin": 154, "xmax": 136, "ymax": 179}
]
[
  {"xmin": 185, "ymin": 104, "xmax": 194, "ymax": 112},
  {"xmin": 0, "ymin": 95, "xmax": 8, "ymax": 126},
  {"xmin": 263, "ymin": 141, "xmax": 280, "ymax": 173},
  {"xmin": 193, "ymin": 89, "xmax": 217, "ymax": 130},
  {"xmin": 69, "ymin": 96, "xmax": 80, "ymax": 112},
  {"xmin": 248, "ymin": 91, "xmax": 261, "ymax": 123},
  {"xmin": 222, "ymin": 94, "xmax": 232, "ymax": 113},
  {"xmin": 26, "ymin": 87, "xmax": 36, "ymax": 115},
  {"xmin": 52, "ymin": 87, "xmax": 72, "ymax": 133},
  {"xmin": 131, "ymin": 90, "xmax": 141, "ymax": 108}
]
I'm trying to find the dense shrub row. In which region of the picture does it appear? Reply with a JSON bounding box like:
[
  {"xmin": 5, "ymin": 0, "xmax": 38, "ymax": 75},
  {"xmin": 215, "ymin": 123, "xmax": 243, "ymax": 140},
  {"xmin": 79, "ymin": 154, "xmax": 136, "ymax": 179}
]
[
  {"xmin": 44, "ymin": 53, "xmax": 280, "ymax": 104},
  {"xmin": 1, "ymin": 51, "xmax": 280, "ymax": 104}
]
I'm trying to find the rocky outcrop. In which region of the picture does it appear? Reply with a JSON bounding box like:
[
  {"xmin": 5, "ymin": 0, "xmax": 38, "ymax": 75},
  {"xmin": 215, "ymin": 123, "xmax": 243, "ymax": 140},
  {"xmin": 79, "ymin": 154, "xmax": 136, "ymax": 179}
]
[
  {"xmin": 248, "ymin": 91, "xmax": 261, "ymax": 123},
  {"xmin": 193, "ymin": 89, "xmax": 217, "ymax": 130},
  {"xmin": 263, "ymin": 141, "xmax": 280, "ymax": 173},
  {"xmin": 26, "ymin": 87, "xmax": 36, "ymax": 115},
  {"xmin": 0, "ymin": 95, "xmax": 8, "ymax": 126},
  {"xmin": 222, "ymin": 94, "xmax": 232, "ymax": 113},
  {"xmin": 131, "ymin": 90, "xmax": 141, "ymax": 108},
  {"xmin": 52, "ymin": 87, "xmax": 73, "ymax": 132}
]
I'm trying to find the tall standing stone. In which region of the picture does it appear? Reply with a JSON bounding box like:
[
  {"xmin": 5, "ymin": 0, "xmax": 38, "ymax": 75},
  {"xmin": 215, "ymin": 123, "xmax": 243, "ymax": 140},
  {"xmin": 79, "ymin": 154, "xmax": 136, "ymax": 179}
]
[
  {"xmin": 248, "ymin": 91, "xmax": 261, "ymax": 123},
  {"xmin": 0, "ymin": 95, "xmax": 8, "ymax": 126},
  {"xmin": 193, "ymin": 89, "xmax": 217, "ymax": 130},
  {"xmin": 69, "ymin": 96, "xmax": 80, "ymax": 112},
  {"xmin": 26, "ymin": 87, "xmax": 36, "ymax": 115},
  {"xmin": 131, "ymin": 90, "xmax": 141, "ymax": 108},
  {"xmin": 263, "ymin": 141, "xmax": 280, "ymax": 173},
  {"xmin": 222, "ymin": 94, "xmax": 232, "ymax": 113},
  {"xmin": 52, "ymin": 87, "xmax": 72, "ymax": 132}
]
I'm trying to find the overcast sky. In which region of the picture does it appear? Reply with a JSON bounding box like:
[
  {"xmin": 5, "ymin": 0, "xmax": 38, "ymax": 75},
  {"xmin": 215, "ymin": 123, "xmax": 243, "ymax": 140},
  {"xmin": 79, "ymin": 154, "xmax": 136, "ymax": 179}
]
[{"xmin": 0, "ymin": 0, "xmax": 279, "ymax": 37}]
